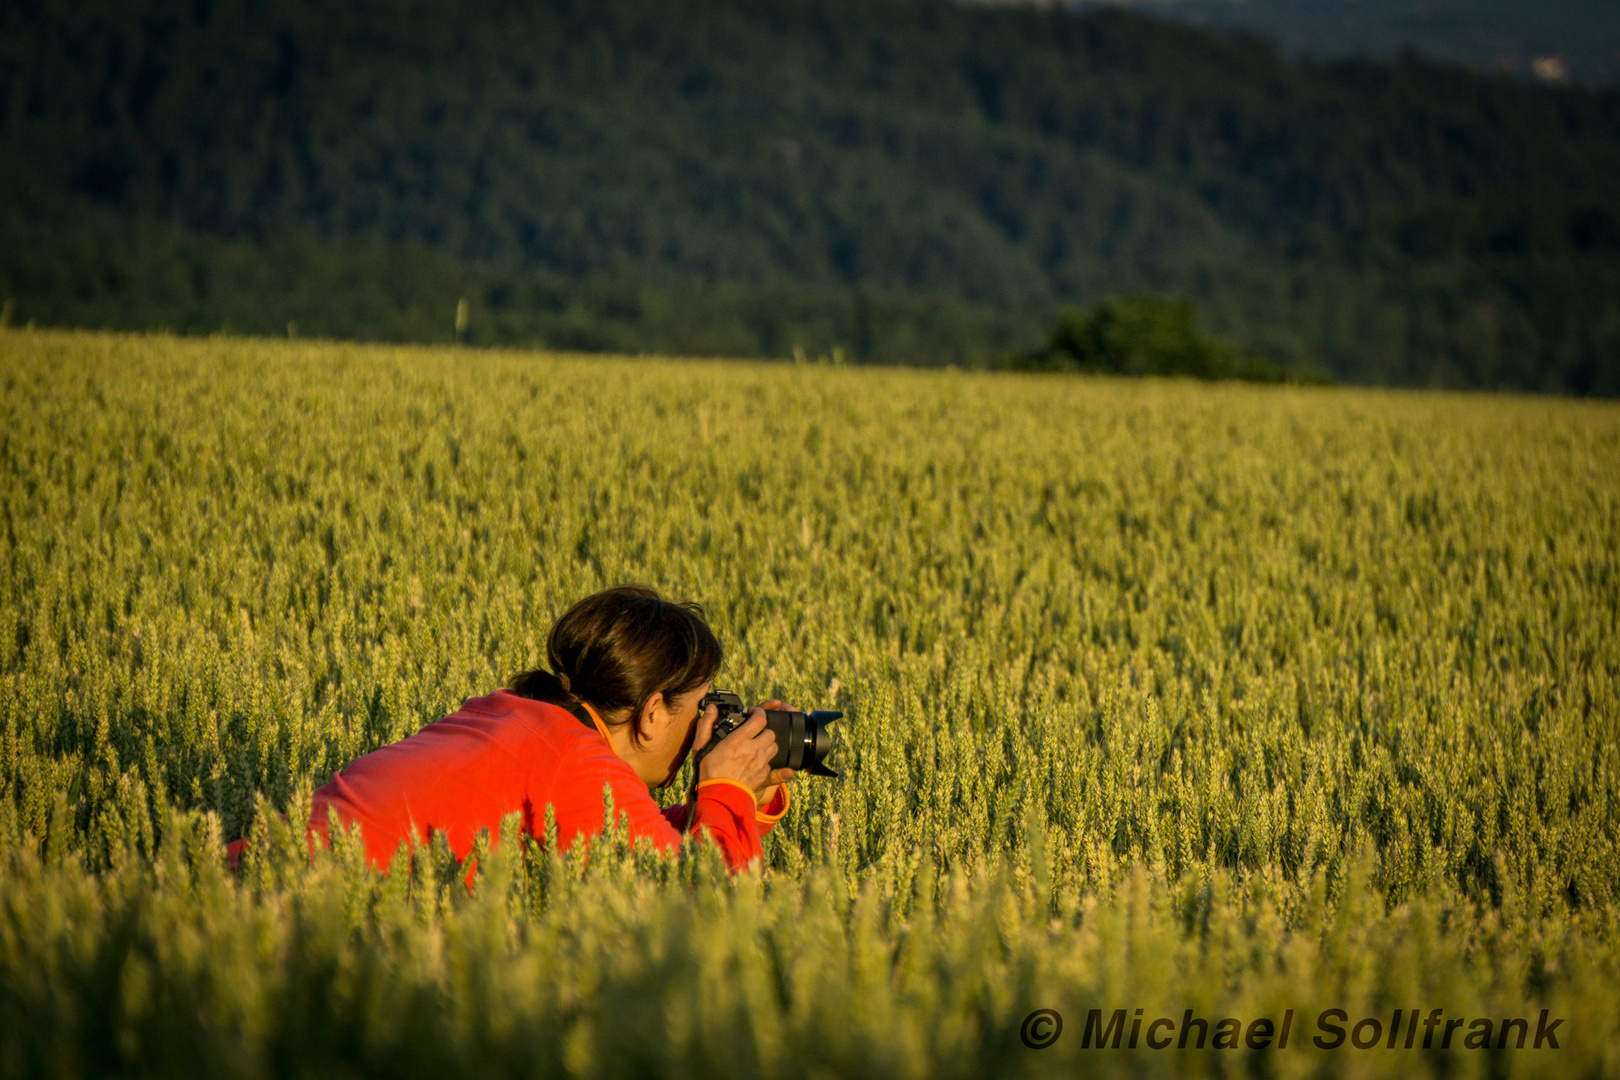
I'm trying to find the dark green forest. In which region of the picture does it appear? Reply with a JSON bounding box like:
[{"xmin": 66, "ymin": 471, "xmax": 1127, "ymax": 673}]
[
  {"xmin": 1093, "ymin": 0, "xmax": 1620, "ymax": 87},
  {"xmin": 3, "ymin": 0, "xmax": 1619, "ymax": 391}
]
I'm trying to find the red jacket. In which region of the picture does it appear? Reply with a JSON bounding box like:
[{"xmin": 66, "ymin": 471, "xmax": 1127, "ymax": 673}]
[{"xmin": 305, "ymin": 690, "xmax": 788, "ymax": 873}]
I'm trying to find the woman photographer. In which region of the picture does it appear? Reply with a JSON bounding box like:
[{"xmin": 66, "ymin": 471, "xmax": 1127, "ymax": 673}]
[{"xmin": 304, "ymin": 585, "xmax": 795, "ymax": 873}]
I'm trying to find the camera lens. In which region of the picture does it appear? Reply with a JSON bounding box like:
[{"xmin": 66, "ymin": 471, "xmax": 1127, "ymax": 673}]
[
  {"xmin": 696, "ymin": 691, "xmax": 841, "ymax": 777},
  {"xmin": 763, "ymin": 708, "xmax": 841, "ymax": 776}
]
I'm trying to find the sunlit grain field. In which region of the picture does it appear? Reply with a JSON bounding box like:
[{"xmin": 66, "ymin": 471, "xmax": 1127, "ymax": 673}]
[{"xmin": 1, "ymin": 329, "xmax": 1617, "ymax": 1079}]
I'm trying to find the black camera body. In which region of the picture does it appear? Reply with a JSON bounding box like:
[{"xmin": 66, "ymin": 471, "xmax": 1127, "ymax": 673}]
[{"xmin": 691, "ymin": 690, "xmax": 841, "ymax": 777}]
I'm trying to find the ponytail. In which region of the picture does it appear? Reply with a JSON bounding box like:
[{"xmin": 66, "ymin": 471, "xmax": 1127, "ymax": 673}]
[{"xmin": 509, "ymin": 668, "xmax": 577, "ymax": 706}]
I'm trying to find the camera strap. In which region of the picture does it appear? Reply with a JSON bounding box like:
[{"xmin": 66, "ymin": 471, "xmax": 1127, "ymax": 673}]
[{"xmin": 565, "ymin": 703, "xmax": 596, "ymax": 731}]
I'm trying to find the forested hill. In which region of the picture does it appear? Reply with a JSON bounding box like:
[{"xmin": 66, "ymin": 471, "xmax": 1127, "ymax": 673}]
[
  {"xmin": 4, "ymin": 0, "xmax": 1619, "ymax": 392},
  {"xmin": 1062, "ymin": 0, "xmax": 1620, "ymax": 87}
]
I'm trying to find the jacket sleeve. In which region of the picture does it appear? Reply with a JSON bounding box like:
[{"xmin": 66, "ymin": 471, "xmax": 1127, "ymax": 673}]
[
  {"xmin": 548, "ymin": 743, "xmax": 767, "ymax": 872},
  {"xmin": 660, "ymin": 784, "xmax": 791, "ymax": 836},
  {"xmin": 754, "ymin": 785, "xmax": 790, "ymax": 837},
  {"xmin": 686, "ymin": 779, "xmax": 770, "ymax": 869}
]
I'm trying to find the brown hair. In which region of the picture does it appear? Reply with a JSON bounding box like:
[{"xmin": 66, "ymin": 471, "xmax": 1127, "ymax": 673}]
[{"xmin": 509, "ymin": 585, "xmax": 722, "ymax": 741}]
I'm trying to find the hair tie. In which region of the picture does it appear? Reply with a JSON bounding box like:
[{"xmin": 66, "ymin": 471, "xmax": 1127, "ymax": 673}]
[{"xmin": 557, "ymin": 672, "xmax": 572, "ymax": 693}]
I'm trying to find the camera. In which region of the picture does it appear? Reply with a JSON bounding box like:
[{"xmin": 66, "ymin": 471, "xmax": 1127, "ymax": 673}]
[{"xmin": 691, "ymin": 690, "xmax": 841, "ymax": 777}]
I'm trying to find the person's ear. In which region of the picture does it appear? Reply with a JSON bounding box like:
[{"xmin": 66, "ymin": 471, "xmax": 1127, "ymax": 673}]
[{"xmin": 636, "ymin": 691, "xmax": 668, "ymax": 742}]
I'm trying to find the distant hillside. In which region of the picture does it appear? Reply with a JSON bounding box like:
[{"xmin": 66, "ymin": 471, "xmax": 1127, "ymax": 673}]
[
  {"xmin": 1055, "ymin": 0, "xmax": 1620, "ymax": 87},
  {"xmin": 3, "ymin": 0, "xmax": 1619, "ymax": 391}
]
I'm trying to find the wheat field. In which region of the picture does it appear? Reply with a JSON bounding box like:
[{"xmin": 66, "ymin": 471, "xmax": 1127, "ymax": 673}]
[{"xmin": 1, "ymin": 329, "xmax": 1617, "ymax": 1078}]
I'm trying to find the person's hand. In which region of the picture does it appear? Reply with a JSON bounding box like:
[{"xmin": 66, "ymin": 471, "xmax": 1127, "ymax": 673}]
[
  {"xmin": 691, "ymin": 701, "xmax": 720, "ymax": 756},
  {"xmin": 694, "ymin": 700, "xmax": 799, "ymax": 808},
  {"xmin": 695, "ymin": 706, "xmax": 776, "ymax": 797}
]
